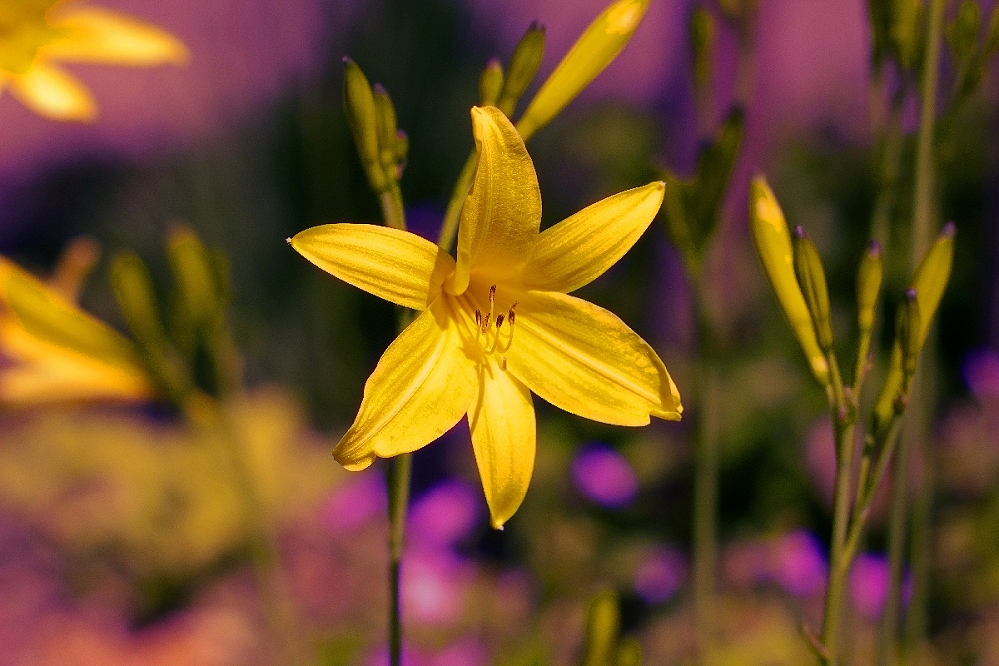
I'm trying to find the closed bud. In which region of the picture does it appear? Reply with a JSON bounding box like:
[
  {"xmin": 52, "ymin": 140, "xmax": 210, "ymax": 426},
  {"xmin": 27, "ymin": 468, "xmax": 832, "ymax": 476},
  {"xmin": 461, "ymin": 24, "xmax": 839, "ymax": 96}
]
[
  {"xmin": 890, "ymin": 0, "xmax": 922, "ymax": 70},
  {"xmin": 167, "ymin": 226, "xmax": 221, "ymax": 329},
  {"xmin": 947, "ymin": 0, "xmax": 980, "ymax": 69},
  {"xmin": 690, "ymin": 8, "xmax": 715, "ymax": 95},
  {"xmin": 690, "ymin": 108, "xmax": 744, "ymax": 245},
  {"xmin": 343, "ymin": 57, "xmax": 389, "ymax": 192},
  {"xmin": 985, "ymin": 4, "xmax": 999, "ymax": 58},
  {"xmin": 517, "ymin": 0, "xmax": 650, "ymax": 141},
  {"xmin": 873, "ymin": 223, "xmax": 955, "ymax": 429},
  {"xmin": 897, "ymin": 288, "xmax": 921, "ymax": 383},
  {"xmin": 498, "ymin": 23, "xmax": 545, "ymax": 116},
  {"xmin": 479, "ymin": 58, "xmax": 504, "ymax": 107},
  {"xmin": 393, "ymin": 129, "xmax": 409, "ymax": 174},
  {"xmin": 111, "ymin": 252, "xmax": 167, "ymax": 348},
  {"xmin": 581, "ymin": 590, "xmax": 620, "ymax": 666},
  {"xmin": 749, "ymin": 177, "xmax": 829, "ymax": 383},
  {"xmin": 372, "ymin": 84, "xmax": 398, "ymax": 173},
  {"xmin": 792, "ymin": 226, "xmax": 835, "ymax": 353},
  {"xmin": 856, "ymin": 239, "xmax": 883, "ymax": 333}
]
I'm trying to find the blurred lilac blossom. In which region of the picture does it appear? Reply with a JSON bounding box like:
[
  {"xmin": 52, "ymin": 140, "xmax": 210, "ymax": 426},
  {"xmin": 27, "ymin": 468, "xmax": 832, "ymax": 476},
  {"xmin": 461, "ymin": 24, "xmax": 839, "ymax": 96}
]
[
  {"xmin": 634, "ymin": 545, "xmax": 687, "ymax": 604},
  {"xmin": 849, "ymin": 553, "xmax": 911, "ymax": 619},
  {"xmin": 963, "ymin": 348, "xmax": 999, "ymax": 399},
  {"xmin": 402, "ymin": 549, "xmax": 473, "ymax": 626},
  {"xmin": 322, "ymin": 471, "xmax": 386, "ymax": 533},
  {"xmin": 408, "ymin": 479, "xmax": 482, "ymax": 551},
  {"xmin": 571, "ymin": 442, "xmax": 639, "ymax": 508},
  {"xmin": 431, "ymin": 638, "xmax": 490, "ymax": 666},
  {"xmin": 771, "ymin": 529, "xmax": 827, "ymax": 597}
]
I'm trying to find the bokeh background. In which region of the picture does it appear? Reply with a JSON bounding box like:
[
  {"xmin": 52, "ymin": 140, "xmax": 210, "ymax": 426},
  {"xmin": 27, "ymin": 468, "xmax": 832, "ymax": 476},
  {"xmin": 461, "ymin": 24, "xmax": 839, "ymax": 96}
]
[{"xmin": 2, "ymin": 0, "xmax": 998, "ymax": 663}]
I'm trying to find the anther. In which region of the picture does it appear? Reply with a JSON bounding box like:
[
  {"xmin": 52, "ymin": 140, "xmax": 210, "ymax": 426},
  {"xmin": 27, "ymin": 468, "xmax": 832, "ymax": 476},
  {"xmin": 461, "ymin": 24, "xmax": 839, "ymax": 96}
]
[
  {"xmin": 475, "ymin": 309, "xmax": 482, "ymax": 328},
  {"xmin": 495, "ymin": 313, "xmax": 505, "ymax": 329},
  {"xmin": 508, "ymin": 302, "xmax": 517, "ymax": 326},
  {"xmin": 482, "ymin": 312, "xmax": 491, "ymax": 332}
]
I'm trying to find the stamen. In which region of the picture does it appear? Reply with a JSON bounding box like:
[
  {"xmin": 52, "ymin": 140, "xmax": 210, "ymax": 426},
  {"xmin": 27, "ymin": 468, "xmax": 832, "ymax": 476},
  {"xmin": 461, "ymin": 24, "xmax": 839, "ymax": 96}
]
[
  {"xmin": 475, "ymin": 309, "xmax": 482, "ymax": 328},
  {"xmin": 495, "ymin": 313, "xmax": 505, "ymax": 329},
  {"xmin": 508, "ymin": 302, "xmax": 517, "ymax": 327},
  {"xmin": 482, "ymin": 312, "xmax": 491, "ymax": 332}
]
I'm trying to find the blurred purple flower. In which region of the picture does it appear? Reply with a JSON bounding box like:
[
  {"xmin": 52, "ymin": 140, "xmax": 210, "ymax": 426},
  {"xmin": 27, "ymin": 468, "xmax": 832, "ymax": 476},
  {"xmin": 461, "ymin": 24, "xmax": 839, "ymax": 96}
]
[
  {"xmin": 322, "ymin": 471, "xmax": 386, "ymax": 532},
  {"xmin": 571, "ymin": 442, "xmax": 639, "ymax": 508},
  {"xmin": 963, "ymin": 348, "xmax": 999, "ymax": 399},
  {"xmin": 431, "ymin": 638, "xmax": 490, "ymax": 666},
  {"xmin": 772, "ymin": 529, "xmax": 827, "ymax": 597},
  {"xmin": 408, "ymin": 479, "xmax": 482, "ymax": 551},
  {"xmin": 403, "ymin": 550, "xmax": 472, "ymax": 626},
  {"xmin": 367, "ymin": 643, "xmax": 430, "ymax": 666},
  {"xmin": 849, "ymin": 553, "xmax": 911, "ymax": 619},
  {"xmin": 634, "ymin": 545, "xmax": 686, "ymax": 604}
]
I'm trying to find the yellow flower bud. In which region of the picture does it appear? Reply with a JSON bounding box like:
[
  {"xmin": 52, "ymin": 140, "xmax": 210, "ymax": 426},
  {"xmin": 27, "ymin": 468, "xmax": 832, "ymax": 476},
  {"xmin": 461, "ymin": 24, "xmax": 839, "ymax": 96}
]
[
  {"xmin": 792, "ymin": 226, "xmax": 834, "ymax": 353},
  {"xmin": 856, "ymin": 240, "xmax": 884, "ymax": 334},
  {"xmin": 343, "ymin": 57, "xmax": 389, "ymax": 192},
  {"xmin": 479, "ymin": 58, "xmax": 504, "ymax": 107},
  {"xmin": 498, "ymin": 22, "xmax": 545, "ymax": 116},
  {"xmin": 748, "ymin": 176, "xmax": 829, "ymax": 383},
  {"xmin": 516, "ymin": 0, "xmax": 650, "ymax": 141}
]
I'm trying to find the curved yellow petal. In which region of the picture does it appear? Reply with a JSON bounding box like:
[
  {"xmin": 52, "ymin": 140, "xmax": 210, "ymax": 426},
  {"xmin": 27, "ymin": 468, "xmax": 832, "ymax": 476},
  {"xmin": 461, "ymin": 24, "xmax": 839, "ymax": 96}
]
[
  {"xmin": 9, "ymin": 62, "xmax": 96, "ymax": 122},
  {"xmin": 452, "ymin": 106, "xmax": 541, "ymax": 295},
  {"xmin": 468, "ymin": 356, "xmax": 535, "ymax": 529},
  {"xmin": 523, "ymin": 181, "xmax": 664, "ymax": 293},
  {"xmin": 506, "ymin": 290, "xmax": 681, "ymax": 426},
  {"xmin": 516, "ymin": 0, "xmax": 651, "ymax": 141},
  {"xmin": 748, "ymin": 176, "xmax": 829, "ymax": 383},
  {"xmin": 333, "ymin": 298, "xmax": 477, "ymax": 470},
  {"xmin": 290, "ymin": 223, "xmax": 455, "ymax": 311},
  {"xmin": 43, "ymin": 7, "xmax": 189, "ymax": 66}
]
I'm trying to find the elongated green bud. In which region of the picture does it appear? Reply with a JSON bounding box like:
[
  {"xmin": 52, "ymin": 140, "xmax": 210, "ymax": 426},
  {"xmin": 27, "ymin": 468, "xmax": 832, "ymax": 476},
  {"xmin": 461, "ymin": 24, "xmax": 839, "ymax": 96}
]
[
  {"xmin": 690, "ymin": 8, "xmax": 715, "ymax": 95},
  {"xmin": 792, "ymin": 226, "xmax": 834, "ymax": 353},
  {"xmin": 897, "ymin": 287, "xmax": 921, "ymax": 384},
  {"xmin": 517, "ymin": 0, "xmax": 650, "ymax": 141},
  {"xmin": 873, "ymin": 223, "xmax": 955, "ymax": 432},
  {"xmin": 890, "ymin": 0, "xmax": 922, "ymax": 70},
  {"xmin": 986, "ymin": 5, "xmax": 999, "ymax": 58},
  {"xmin": 581, "ymin": 590, "xmax": 620, "ymax": 666},
  {"xmin": 947, "ymin": 0, "xmax": 980, "ymax": 68},
  {"xmin": 111, "ymin": 252, "xmax": 167, "ymax": 348},
  {"xmin": 856, "ymin": 240, "xmax": 883, "ymax": 333},
  {"xmin": 498, "ymin": 23, "xmax": 545, "ymax": 116},
  {"xmin": 167, "ymin": 226, "xmax": 221, "ymax": 328},
  {"xmin": 749, "ymin": 177, "xmax": 829, "ymax": 383},
  {"xmin": 393, "ymin": 129, "xmax": 409, "ymax": 167},
  {"xmin": 343, "ymin": 57, "xmax": 388, "ymax": 192},
  {"xmin": 479, "ymin": 58, "xmax": 504, "ymax": 107},
  {"xmin": 372, "ymin": 83, "xmax": 399, "ymax": 175}
]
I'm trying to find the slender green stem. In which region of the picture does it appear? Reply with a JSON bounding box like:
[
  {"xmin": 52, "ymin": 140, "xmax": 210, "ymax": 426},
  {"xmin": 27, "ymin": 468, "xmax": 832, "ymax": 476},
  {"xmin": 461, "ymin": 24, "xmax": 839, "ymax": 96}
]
[
  {"xmin": 437, "ymin": 152, "xmax": 477, "ymax": 252},
  {"xmin": 880, "ymin": 0, "xmax": 945, "ymax": 658},
  {"xmin": 387, "ymin": 452, "xmax": 412, "ymax": 666},
  {"xmin": 691, "ymin": 281, "xmax": 719, "ymax": 665},
  {"xmin": 380, "ymin": 182, "xmax": 407, "ymax": 231},
  {"xmin": 820, "ymin": 355, "xmax": 856, "ymax": 666}
]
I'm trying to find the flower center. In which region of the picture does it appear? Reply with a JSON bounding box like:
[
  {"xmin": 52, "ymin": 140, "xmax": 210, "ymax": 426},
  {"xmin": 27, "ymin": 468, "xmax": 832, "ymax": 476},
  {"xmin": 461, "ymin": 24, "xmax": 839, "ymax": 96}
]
[{"xmin": 471, "ymin": 283, "xmax": 517, "ymax": 363}]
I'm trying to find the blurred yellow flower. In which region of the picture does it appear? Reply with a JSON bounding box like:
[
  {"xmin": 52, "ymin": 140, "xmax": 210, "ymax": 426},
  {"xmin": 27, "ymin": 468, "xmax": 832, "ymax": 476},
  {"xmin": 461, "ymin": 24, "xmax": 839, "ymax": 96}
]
[
  {"xmin": 291, "ymin": 106, "xmax": 681, "ymax": 528},
  {"xmin": 0, "ymin": 244, "xmax": 154, "ymax": 406},
  {"xmin": 0, "ymin": 0, "xmax": 188, "ymax": 122}
]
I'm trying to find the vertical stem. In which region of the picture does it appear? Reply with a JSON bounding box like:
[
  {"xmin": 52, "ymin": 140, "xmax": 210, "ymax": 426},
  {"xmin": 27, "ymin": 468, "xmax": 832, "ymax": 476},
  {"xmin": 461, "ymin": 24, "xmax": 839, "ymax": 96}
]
[
  {"xmin": 881, "ymin": 0, "xmax": 945, "ymax": 658},
  {"xmin": 692, "ymin": 284, "xmax": 719, "ymax": 665},
  {"xmin": 437, "ymin": 152, "xmax": 478, "ymax": 252},
  {"xmin": 380, "ymin": 183, "xmax": 407, "ymax": 231},
  {"xmin": 387, "ymin": 453, "xmax": 412, "ymax": 666},
  {"xmin": 820, "ymin": 357, "xmax": 855, "ymax": 666}
]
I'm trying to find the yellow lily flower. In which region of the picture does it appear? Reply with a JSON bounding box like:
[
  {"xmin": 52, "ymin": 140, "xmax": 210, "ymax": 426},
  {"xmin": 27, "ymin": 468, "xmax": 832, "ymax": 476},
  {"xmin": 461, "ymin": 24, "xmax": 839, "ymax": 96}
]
[
  {"xmin": 0, "ymin": 0, "xmax": 188, "ymax": 122},
  {"xmin": 1, "ymin": 253, "xmax": 154, "ymax": 406},
  {"xmin": 290, "ymin": 106, "xmax": 681, "ymax": 528}
]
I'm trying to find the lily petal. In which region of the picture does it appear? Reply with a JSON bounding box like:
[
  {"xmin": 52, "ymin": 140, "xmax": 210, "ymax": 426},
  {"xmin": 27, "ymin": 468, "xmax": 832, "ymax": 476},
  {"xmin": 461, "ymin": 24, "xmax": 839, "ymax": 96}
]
[
  {"xmin": 290, "ymin": 224, "xmax": 455, "ymax": 311},
  {"xmin": 468, "ymin": 356, "xmax": 535, "ymax": 529},
  {"xmin": 523, "ymin": 181, "xmax": 664, "ymax": 293},
  {"xmin": 43, "ymin": 7, "xmax": 189, "ymax": 66},
  {"xmin": 506, "ymin": 291, "xmax": 681, "ymax": 426},
  {"xmin": 333, "ymin": 298, "xmax": 477, "ymax": 470},
  {"xmin": 452, "ymin": 106, "xmax": 541, "ymax": 294},
  {"xmin": 9, "ymin": 63, "xmax": 96, "ymax": 122}
]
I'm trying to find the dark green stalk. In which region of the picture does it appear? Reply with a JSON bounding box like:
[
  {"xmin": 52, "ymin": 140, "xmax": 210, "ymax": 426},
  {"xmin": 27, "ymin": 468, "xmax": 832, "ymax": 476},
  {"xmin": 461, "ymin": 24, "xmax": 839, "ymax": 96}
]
[
  {"xmin": 691, "ymin": 281, "xmax": 719, "ymax": 665},
  {"xmin": 880, "ymin": 0, "xmax": 945, "ymax": 659},
  {"xmin": 387, "ymin": 452, "xmax": 412, "ymax": 666}
]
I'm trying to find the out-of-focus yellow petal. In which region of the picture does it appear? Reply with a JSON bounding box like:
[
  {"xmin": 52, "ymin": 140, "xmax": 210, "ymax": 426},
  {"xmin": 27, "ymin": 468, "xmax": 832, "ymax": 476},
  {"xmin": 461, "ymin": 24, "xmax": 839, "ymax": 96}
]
[
  {"xmin": 506, "ymin": 290, "xmax": 681, "ymax": 426},
  {"xmin": 516, "ymin": 0, "xmax": 650, "ymax": 141},
  {"xmin": 522, "ymin": 181, "xmax": 664, "ymax": 293},
  {"xmin": 333, "ymin": 298, "xmax": 477, "ymax": 470},
  {"xmin": 748, "ymin": 176, "xmax": 829, "ymax": 383},
  {"xmin": 452, "ymin": 106, "xmax": 541, "ymax": 295},
  {"xmin": 8, "ymin": 62, "xmax": 96, "ymax": 122},
  {"xmin": 43, "ymin": 7, "xmax": 189, "ymax": 66},
  {"xmin": 290, "ymin": 223, "xmax": 455, "ymax": 311},
  {"xmin": 468, "ymin": 355, "xmax": 535, "ymax": 529}
]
